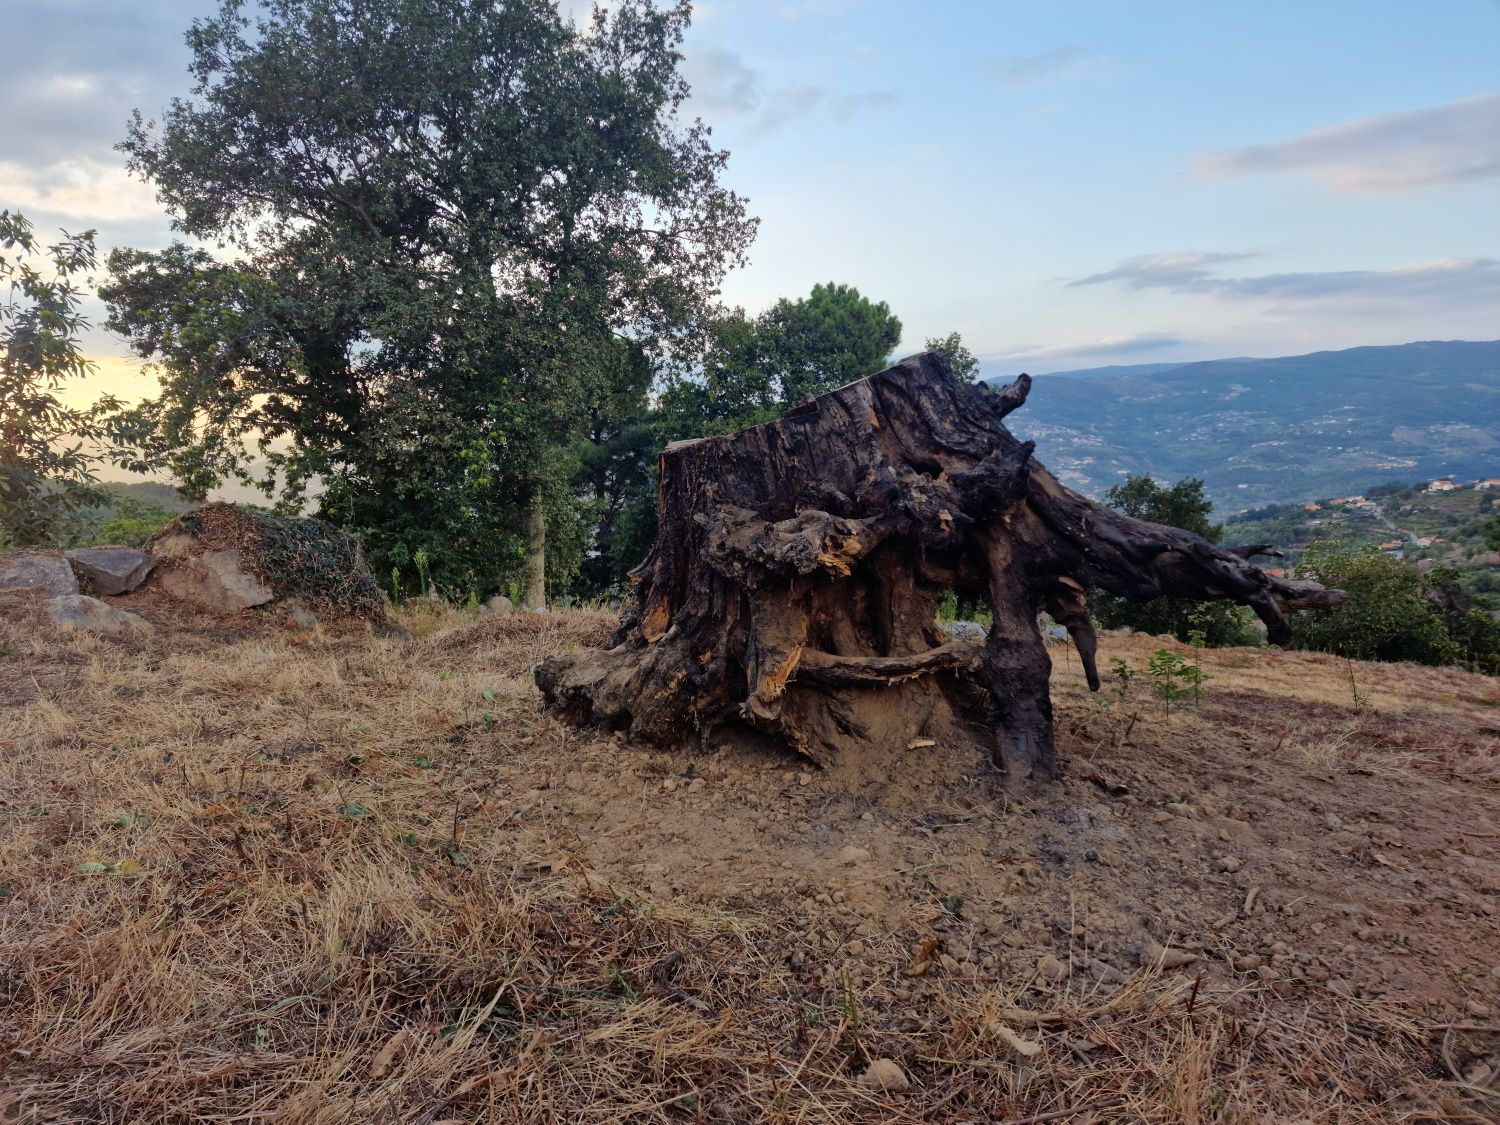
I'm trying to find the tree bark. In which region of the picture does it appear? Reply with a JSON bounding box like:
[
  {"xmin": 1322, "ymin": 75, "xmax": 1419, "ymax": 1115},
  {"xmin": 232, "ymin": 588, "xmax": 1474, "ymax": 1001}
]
[
  {"xmin": 523, "ymin": 497, "xmax": 547, "ymax": 611},
  {"xmin": 537, "ymin": 352, "xmax": 1343, "ymax": 793}
]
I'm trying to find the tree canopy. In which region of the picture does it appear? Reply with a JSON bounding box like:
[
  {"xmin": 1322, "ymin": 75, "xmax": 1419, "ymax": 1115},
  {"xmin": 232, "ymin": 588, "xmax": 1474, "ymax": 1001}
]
[
  {"xmin": 1, "ymin": 212, "xmax": 134, "ymax": 548},
  {"xmin": 105, "ymin": 0, "xmax": 756, "ymax": 597}
]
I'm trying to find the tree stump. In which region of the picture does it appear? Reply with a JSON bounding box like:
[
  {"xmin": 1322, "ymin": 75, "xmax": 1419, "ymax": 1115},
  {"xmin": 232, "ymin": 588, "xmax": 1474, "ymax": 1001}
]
[{"xmin": 537, "ymin": 351, "xmax": 1342, "ymax": 792}]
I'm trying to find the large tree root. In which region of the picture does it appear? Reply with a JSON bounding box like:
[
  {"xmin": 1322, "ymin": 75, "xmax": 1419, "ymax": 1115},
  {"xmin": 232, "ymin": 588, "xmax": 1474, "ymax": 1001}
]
[{"xmin": 537, "ymin": 351, "xmax": 1342, "ymax": 794}]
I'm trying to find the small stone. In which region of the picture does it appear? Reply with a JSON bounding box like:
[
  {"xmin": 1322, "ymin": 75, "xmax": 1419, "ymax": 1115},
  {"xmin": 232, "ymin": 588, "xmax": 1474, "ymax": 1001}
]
[
  {"xmin": 835, "ymin": 845, "xmax": 871, "ymax": 866},
  {"xmin": 1464, "ymin": 999, "xmax": 1492, "ymax": 1018},
  {"xmin": 797, "ymin": 772, "xmax": 812, "ymax": 787},
  {"xmin": 1166, "ymin": 803, "xmax": 1195, "ymax": 818},
  {"xmin": 858, "ymin": 1058, "xmax": 909, "ymax": 1092},
  {"xmin": 1150, "ymin": 810, "xmax": 1174, "ymax": 824},
  {"xmin": 1324, "ymin": 814, "xmax": 1342, "ymax": 829},
  {"xmin": 283, "ymin": 597, "xmax": 319, "ymax": 627},
  {"xmin": 1036, "ymin": 953, "xmax": 1069, "ymax": 981},
  {"xmin": 660, "ymin": 779, "xmax": 678, "ymax": 793},
  {"xmin": 860, "ymin": 811, "xmax": 875, "ymax": 822},
  {"xmin": 988, "ymin": 1023, "xmax": 1044, "ymax": 1057},
  {"xmin": 1142, "ymin": 942, "xmax": 1198, "ymax": 970},
  {"xmin": 1233, "ymin": 954, "xmax": 1262, "ymax": 972},
  {"xmin": 1218, "ymin": 856, "xmax": 1245, "ymax": 873},
  {"xmin": 687, "ymin": 777, "xmax": 707, "ymax": 793},
  {"xmin": 1090, "ymin": 959, "xmax": 1126, "ymax": 984},
  {"xmin": 46, "ymin": 594, "xmax": 151, "ymax": 633},
  {"xmin": 1326, "ymin": 978, "xmax": 1355, "ymax": 997}
]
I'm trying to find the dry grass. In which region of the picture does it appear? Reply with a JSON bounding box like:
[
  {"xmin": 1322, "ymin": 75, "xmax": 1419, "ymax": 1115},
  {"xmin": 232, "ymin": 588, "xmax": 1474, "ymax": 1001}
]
[{"xmin": 1, "ymin": 601, "xmax": 1496, "ymax": 1123}]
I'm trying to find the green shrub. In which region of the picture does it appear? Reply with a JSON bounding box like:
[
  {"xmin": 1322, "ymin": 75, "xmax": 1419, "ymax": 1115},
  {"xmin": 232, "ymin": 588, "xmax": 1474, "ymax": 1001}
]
[
  {"xmin": 1291, "ymin": 542, "xmax": 1499, "ymax": 672},
  {"xmin": 83, "ymin": 510, "xmax": 176, "ymax": 548}
]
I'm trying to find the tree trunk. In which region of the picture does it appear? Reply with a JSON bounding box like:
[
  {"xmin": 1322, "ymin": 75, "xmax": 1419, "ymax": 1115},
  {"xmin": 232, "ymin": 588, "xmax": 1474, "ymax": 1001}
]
[
  {"xmin": 537, "ymin": 352, "xmax": 1342, "ymax": 793},
  {"xmin": 523, "ymin": 497, "xmax": 547, "ymax": 611}
]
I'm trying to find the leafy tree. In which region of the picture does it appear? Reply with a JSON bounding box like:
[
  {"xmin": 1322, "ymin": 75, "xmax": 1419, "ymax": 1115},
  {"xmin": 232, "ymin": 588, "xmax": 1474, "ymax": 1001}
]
[
  {"xmin": 758, "ymin": 282, "xmax": 901, "ymax": 402},
  {"xmin": 0, "ymin": 212, "xmax": 136, "ymax": 548},
  {"xmin": 1483, "ymin": 511, "xmax": 1500, "ymax": 552},
  {"xmin": 924, "ymin": 330, "xmax": 980, "ymax": 380},
  {"xmin": 1103, "ymin": 474, "xmax": 1221, "ymax": 540},
  {"xmin": 1090, "ymin": 474, "xmax": 1260, "ymax": 646},
  {"xmin": 1291, "ymin": 543, "xmax": 1462, "ymax": 666},
  {"xmin": 105, "ymin": 0, "xmax": 756, "ymax": 601}
]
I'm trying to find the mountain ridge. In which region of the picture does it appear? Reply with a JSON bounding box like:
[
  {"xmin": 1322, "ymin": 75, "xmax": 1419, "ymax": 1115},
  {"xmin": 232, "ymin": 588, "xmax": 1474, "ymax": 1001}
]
[{"xmin": 991, "ymin": 339, "xmax": 1500, "ymax": 511}]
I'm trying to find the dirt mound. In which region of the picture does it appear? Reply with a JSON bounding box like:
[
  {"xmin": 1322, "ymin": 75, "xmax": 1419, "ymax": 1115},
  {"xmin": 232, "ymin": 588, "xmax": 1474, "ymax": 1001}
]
[
  {"xmin": 2, "ymin": 606, "xmax": 1496, "ymax": 1122},
  {"xmin": 146, "ymin": 502, "xmax": 388, "ymax": 622}
]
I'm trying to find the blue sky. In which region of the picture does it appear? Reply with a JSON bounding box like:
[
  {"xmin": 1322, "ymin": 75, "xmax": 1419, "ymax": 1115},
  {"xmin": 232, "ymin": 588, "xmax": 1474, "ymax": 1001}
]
[{"xmin": 3, "ymin": 0, "xmax": 1497, "ymax": 394}]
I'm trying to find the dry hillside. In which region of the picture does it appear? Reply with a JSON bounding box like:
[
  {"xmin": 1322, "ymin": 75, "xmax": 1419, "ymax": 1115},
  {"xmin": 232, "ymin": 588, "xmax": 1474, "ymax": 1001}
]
[{"xmin": 2, "ymin": 591, "xmax": 1498, "ymax": 1123}]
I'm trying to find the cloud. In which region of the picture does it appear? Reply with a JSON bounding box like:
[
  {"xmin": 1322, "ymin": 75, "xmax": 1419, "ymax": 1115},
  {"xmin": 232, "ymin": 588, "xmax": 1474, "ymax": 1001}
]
[
  {"xmin": 1068, "ymin": 252, "xmax": 1260, "ymax": 291},
  {"xmin": 681, "ymin": 47, "xmax": 760, "ymax": 116},
  {"xmin": 0, "ymin": 157, "xmax": 163, "ymax": 225},
  {"xmin": 985, "ymin": 47, "xmax": 1106, "ymax": 87},
  {"xmin": 999, "ymin": 332, "xmax": 1193, "ymax": 363},
  {"xmin": 1068, "ymin": 252, "xmax": 1500, "ymax": 308},
  {"xmin": 1196, "ymin": 93, "xmax": 1500, "ymax": 192},
  {"xmin": 683, "ymin": 46, "xmax": 895, "ymax": 134}
]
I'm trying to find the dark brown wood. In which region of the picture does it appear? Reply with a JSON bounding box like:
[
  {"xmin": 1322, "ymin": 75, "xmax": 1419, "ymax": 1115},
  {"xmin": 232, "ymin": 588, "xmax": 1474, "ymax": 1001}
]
[{"xmin": 537, "ymin": 352, "xmax": 1343, "ymax": 793}]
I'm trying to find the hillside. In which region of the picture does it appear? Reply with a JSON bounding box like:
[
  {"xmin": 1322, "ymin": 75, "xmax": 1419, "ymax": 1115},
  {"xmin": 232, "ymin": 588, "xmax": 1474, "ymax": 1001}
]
[
  {"xmin": 3, "ymin": 597, "xmax": 1498, "ymax": 1122},
  {"xmin": 999, "ymin": 340, "xmax": 1500, "ymax": 510},
  {"xmin": 1224, "ymin": 481, "xmax": 1500, "ymax": 603}
]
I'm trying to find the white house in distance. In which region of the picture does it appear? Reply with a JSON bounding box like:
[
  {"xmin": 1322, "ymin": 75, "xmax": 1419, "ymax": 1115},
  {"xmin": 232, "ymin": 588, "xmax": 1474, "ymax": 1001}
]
[
  {"xmin": 1474, "ymin": 478, "xmax": 1500, "ymax": 490},
  {"xmin": 1427, "ymin": 479, "xmax": 1459, "ymax": 492}
]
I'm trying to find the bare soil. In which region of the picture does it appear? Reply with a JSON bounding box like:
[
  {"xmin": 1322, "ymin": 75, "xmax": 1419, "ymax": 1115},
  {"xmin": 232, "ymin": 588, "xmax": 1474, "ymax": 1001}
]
[{"xmin": 2, "ymin": 594, "xmax": 1497, "ymax": 1123}]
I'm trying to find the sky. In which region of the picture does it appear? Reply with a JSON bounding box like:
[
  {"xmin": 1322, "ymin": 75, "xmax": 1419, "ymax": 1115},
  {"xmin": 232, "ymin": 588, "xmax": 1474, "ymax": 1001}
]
[{"xmin": 3, "ymin": 0, "xmax": 1498, "ymax": 409}]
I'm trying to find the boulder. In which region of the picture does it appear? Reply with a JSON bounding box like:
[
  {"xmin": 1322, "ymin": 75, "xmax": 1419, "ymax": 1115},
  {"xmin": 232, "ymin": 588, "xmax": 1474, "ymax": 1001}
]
[
  {"xmin": 153, "ymin": 548, "xmax": 275, "ymax": 613},
  {"xmin": 145, "ymin": 503, "xmax": 390, "ymax": 625},
  {"xmin": 0, "ymin": 553, "xmax": 79, "ymax": 597},
  {"xmin": 480, "ymin": 594, "xmax": 514, "ymax": 617},
  {"xmin": 939, "ymin": 619, "xmax": 987, "ymax": 642},
  {"xmin": 64, "ymin": 547, "xmax": 156, "ymax": 595},
  {"xmin": 47, "ymin": 594, "xmax": 151, "ymax": 633}
]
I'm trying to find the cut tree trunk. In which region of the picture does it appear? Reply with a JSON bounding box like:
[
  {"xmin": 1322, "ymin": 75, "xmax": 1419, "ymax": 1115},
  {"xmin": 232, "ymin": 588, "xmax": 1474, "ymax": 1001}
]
[{"xmin": 537, "ymin": 352, "xmax": 1342, "ymax": 793}]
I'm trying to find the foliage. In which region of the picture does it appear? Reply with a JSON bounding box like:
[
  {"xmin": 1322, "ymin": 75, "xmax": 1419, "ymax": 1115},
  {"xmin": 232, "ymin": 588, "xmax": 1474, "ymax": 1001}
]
[
  {"xmin": 924, "ymin": 331, "xmax": 980, "ymax": 381},
  {"xmin": 0, "ymin": 212, "xmax": 138, "ymax": 546},
  {"xmin": 105, "ymin": 0, "xmax": 756, "ymax": 598},
  {"xmin": 1144, "ymin": 649, "xmax": 1207, "ymax": 717},
  {"xmin": 1291, "ymin": 542, "xmax": 1500, "ymax": 673},
  {"xmin": 757, "ymin": 282, "xmax": 901, "ymax": 402},
  {"xmin": 1091, "ymin": 474, "xmax": 1260, "ymax": 646},
  {"xmin": 1104, "ymin": 474, "xmax": 1221, "ymax": 541},
  {"xmin": 86, "ymin": 511, "xmax": 177, "ymax": 548}
]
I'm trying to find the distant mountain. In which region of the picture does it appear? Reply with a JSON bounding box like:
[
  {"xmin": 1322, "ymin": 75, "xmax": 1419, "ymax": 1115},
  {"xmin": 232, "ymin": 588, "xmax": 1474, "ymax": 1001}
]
[{"xmin": 994, "ymin": 340, "xmax": 1500, "ymax": 512}]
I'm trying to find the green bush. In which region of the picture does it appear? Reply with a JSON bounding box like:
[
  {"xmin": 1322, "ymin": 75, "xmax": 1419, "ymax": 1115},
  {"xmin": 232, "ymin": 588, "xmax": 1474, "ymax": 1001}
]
[
  {"xmin": 1291, "ymin": 542, "xmax": 1500, "ymax": 673},
  {"xmin": 83, "ymin": 510, "xmax": 176, "ymax": 548}
]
